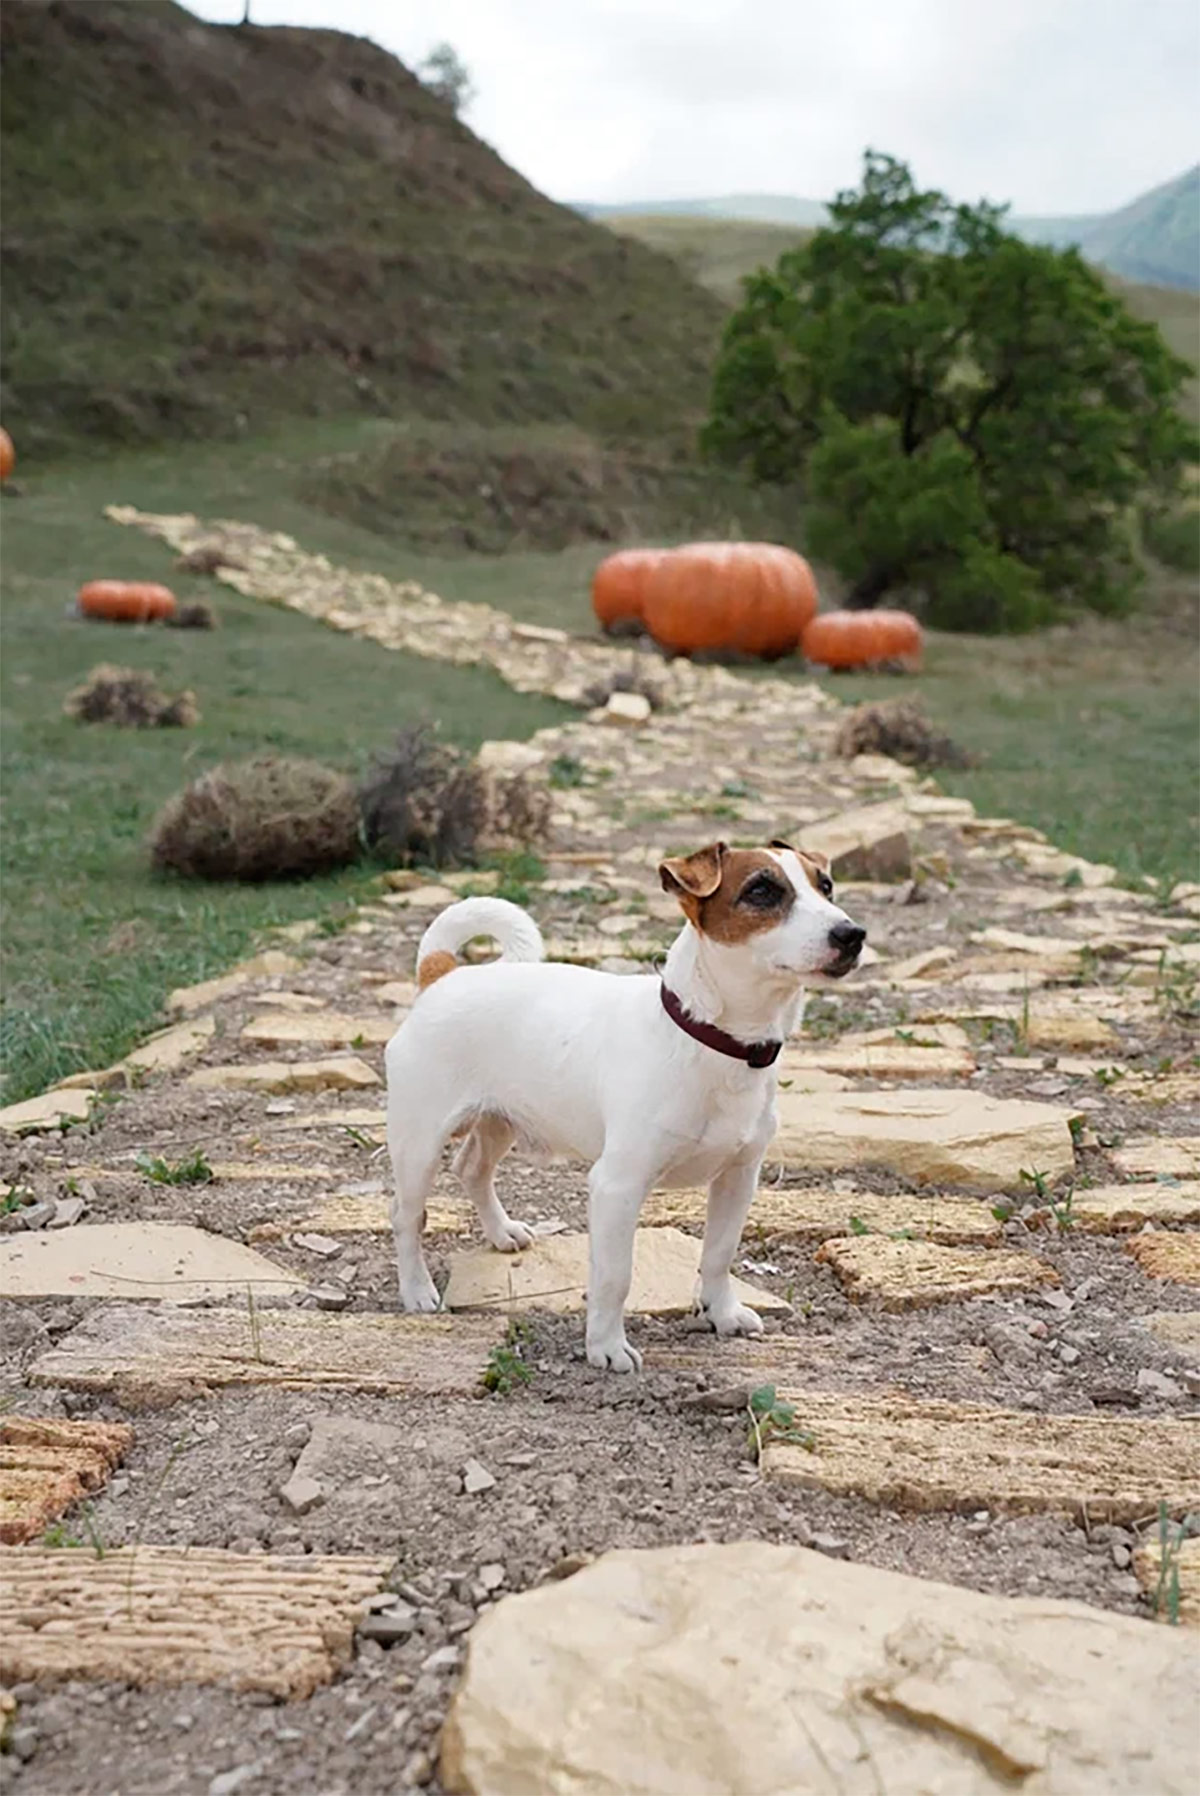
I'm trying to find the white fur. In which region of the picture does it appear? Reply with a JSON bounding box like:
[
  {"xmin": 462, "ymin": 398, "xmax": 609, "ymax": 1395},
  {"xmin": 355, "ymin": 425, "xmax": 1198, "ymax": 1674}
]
[{"xmin": 386, "ymin": 848, "xmax": 862, "ymax": 1372}]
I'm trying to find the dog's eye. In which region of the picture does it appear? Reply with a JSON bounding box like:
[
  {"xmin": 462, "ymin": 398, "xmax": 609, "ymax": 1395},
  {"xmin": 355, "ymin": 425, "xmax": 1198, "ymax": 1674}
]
[
  {"xmin": 817, "ymin": 873, "xmax": 834, "ymax": 898},
  {"xmin": 741, "ymin": 875, "xmax": 784, "ymax": 908}
]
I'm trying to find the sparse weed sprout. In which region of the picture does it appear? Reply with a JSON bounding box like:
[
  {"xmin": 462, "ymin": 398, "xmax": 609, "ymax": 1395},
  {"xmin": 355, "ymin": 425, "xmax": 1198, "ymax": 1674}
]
[
  {"xmin": 746, "ymin": 1384, "xmax": 815, "ymax": 1460},
  {"xmin": 137, "ymin": 1148, "xmax": 214, "ymax": 1186},
  {"xmin": 482, "ymin": 1319, "xmax": 535, "ymax": 1395}
]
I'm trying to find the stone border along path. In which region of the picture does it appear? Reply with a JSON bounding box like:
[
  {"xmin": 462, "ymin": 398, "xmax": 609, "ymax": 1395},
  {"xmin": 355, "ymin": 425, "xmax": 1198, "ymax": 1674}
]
[{"xmin": 0, "ymin": 509, "xmax": 1197, "ymax": 1791}]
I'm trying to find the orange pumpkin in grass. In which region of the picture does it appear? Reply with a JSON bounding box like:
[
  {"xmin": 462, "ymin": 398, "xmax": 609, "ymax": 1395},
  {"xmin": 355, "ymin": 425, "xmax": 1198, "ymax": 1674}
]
[
  {"xmin": 640, "ymin": 542, "xmax": 817, "ymax": 659},
  {"xmin": 0, "ymin": 428, "xmax": 14, "ymax": 482},
  {"xmin": 802, "ymin": 608, "xmax": 923, "ymax": 670},
  {"xmin": 78, "ymin": 580, "xmax": 178, "ymax": 624},
  {"xmin": 591, "ymin": 548, "xmax": 667, "ymax": 634}
]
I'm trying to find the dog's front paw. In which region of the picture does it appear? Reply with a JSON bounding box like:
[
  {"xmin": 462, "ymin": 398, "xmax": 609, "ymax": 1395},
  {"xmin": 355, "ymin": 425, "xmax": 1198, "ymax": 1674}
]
[
  {"xmin": 706, "ymin": 1300, "xmax": 765, "ymax": 1339},
  {"xmin": 586, "ymin": 1335, "xmax": 643, "ymax": 1374},
  {"xmin": 398, "ymin": 1268, "xmax": 442, "ymax": 1313},
  {"xmin": 486, "ymin": 1216, "xmax": 535, "ymax": 1253}
]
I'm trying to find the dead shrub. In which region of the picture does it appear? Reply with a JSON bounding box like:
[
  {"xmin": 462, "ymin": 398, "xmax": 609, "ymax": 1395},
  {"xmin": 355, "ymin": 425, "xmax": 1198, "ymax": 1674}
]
[
  {"xmin": 581, "ymin": 666, "xmax": 665, "ymax": 712},
  {"xmin": 167, "ymin": 600, "xmax": 219, "ymax": 629},
  {"xmin": 833, "ymin": 699, "xmax": 975, "ymax": 770},
  {"xmin": 358, "ymin": 725, "xmax": 549, "ymax": 868},
  {"xmin": 174, "ymin": 544, "xmax": 241, "ymax": 577},
  {"xmin": 65, "ymin": 664, "xmax": 199, "ymax": 728},
  {"xmin": 150, "ymin": 755, "xmax": 361, "ymax": 881}
]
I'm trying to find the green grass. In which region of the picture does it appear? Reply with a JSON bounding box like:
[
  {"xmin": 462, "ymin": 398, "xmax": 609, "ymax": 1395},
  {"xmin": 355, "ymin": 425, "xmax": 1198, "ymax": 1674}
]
[{"xmin": 0, "ymin": 438, "xmax": 566, "ymax": 1103}]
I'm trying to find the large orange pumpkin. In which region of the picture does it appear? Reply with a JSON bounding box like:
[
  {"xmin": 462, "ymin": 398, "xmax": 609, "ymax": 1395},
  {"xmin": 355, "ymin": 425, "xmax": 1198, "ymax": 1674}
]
[
  {"xmin": 801, "ymin": 609, "xmax": 923, "ymax": 670},
  {"xmin": 0, "ymin": 428, "xmax": 14, "ymax": 482},
  {"xmin": 640, "ymin": 543, "xmax": 818, "ymax": 659},
  {"xmin": 78, "ymin": 580, "xmax": 178, "ymax": 624},
  {"xmin": 591, "ymin": 548, "xmax": 667, "ymax": 634}
]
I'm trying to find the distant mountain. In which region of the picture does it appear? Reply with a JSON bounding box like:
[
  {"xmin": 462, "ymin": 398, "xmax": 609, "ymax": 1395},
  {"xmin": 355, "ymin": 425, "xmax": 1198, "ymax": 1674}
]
[{"xmin": 578, "ymin": 166, "xmax": 1200, "ymax": 293}]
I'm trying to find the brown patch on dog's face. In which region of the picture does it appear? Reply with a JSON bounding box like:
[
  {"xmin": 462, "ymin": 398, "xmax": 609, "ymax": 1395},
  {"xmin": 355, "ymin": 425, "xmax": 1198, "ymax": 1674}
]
[
  {"xmin": 661, "ymin": 843, "xmax": 796, "ymax": 941},
  {"xmin": 771, "ymin": 837, "xmax": 834, "ymax": 898}
]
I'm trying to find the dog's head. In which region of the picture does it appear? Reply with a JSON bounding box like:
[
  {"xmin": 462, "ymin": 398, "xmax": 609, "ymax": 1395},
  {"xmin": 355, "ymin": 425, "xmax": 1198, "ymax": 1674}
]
[{"xmin": 659, "ymin": 839, "xmax": 865, "ymax": 983}]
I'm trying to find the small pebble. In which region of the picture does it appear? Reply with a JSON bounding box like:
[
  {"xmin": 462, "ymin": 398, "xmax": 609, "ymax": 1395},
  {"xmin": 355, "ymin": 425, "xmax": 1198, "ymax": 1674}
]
[
  {"xmin": 279, "ymin": 1473, "xmax": 324, "ymax": 1515},
  {"xmin": 462, "ymin": 1458, "xmax": 497, "ymax": 1495},
  {"xmin": 1111, "ymin": 1542, "xmax": 1132, "ymax": 1570}
]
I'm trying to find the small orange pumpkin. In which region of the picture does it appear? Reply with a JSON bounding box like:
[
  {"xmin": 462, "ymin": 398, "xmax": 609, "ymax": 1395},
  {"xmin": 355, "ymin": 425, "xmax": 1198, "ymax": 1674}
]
[
  {"xmin": 0, "ymin": 428, "xmax": 14, "ymax": 482},
  {"xmin": 640, "ymin": 542, "xmax": 818, "ymax": 659},
  {"xmin": 78, "ymin": 580, "xmax": 178, "ymax": 624},
  {"xmin": 801, "ymin": 609, "xmax": 923, "ymax": 670},
  {"xmin": 591, "ymin": 548, "xmax": 667, "ymax": 635}
]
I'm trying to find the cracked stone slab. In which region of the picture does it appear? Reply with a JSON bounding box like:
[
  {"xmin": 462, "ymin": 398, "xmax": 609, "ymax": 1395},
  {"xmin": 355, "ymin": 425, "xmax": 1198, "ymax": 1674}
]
[
  {"xmin": 0, "ymin": 1223, "xmax": 305, "ymax": 1300},
  {"xmin": 241, "ymin": 1012, "xmax": 394, "ymax": 1049},
  {"xmin": 772, "ymin": 1089, "xmax": 1076, "ymax": 1191},
  {"xmin": 1029, "ymin": 1183, "xmax": 1200, "ymax": 1232},
  {"xmin": 813, "ymin": 1236, "xmax": 1058, "ymax": 1308},
  {"xmin": 0, "ymin": 1417, "xmax": 133, "ymax": 1544},
  {"xmin": 1111, "ymin": 1138, "xmax": 1200, "ymax": 1180},
  {"xmin": 443, "ymin": 1227, "xmax": 788, "ymax": 1317},
  {"xmin": 1135, "ymin": 1535, "xmax": 1200, "ymax": 1626},
  {"xmin": 249, "ymin": 1192, "xmax": 469, "ymax": 1239},
  {"xmin": 640, "ymin": 1187, "xmax": 1001, "ymax": 1245},
  {"xmin": 0, "ymin": 1547, "xmax": 391, "ymax": 1697},
  {"xmin": 761, "ymin": 1389, "xmax": 1200, "ymax": 1519},
  {"xmin": 441, "ymin": 1541, "xmax": 1199, "ymax": 1796},
  {"xmin": 123, "ymin": 1014, "xmax": 215, "ymax": 1074},
  {"xmin": 187, "ymin": 1056, "xmax": 380, "ymax": 1094},
  {"xmin": 782, "ymin": 1040, "xmax": 975, "ymax": 1079},
  {"xmin": 1126, "ymin": 1233, "xmax": 1200, "ymax": 1286},
  {"xmin": 28, "ymin": 1306, "xmax": 502, "ymax": 1399},
  {"xmin": 0, "ymin": 1087, "xmax": 97, "ymax": 1134}
]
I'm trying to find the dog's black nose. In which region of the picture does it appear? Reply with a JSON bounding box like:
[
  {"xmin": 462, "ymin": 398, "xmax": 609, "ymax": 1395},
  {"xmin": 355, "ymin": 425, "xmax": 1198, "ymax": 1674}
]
[{"xmin": 828, "ymin": 921, "xmax": 866, "ymax": 954}]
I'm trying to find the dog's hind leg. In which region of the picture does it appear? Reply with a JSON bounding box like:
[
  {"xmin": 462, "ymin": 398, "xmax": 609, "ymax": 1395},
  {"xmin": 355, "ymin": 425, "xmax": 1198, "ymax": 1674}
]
[
  {"xmin": 452, "ymin": 1113, "xmax": 533, "ymax": 1253},
  {"xmin": 388, "ymin": 1117, "xmax": 448, "ymax": 1313}
]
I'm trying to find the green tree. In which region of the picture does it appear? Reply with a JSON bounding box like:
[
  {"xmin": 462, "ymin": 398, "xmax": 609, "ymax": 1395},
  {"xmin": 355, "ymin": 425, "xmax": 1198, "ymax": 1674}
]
[
  {"xmin": 418, "ymin": 43, "xmax": 474, "ymax": 117},
  {"xmin": 703, "ymin": 152, "xmax": 1197, "ymax": 628}
]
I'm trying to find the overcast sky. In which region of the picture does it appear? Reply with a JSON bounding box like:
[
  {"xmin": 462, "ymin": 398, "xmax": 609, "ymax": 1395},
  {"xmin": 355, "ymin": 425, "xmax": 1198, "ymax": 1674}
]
[{"xmin": 184, "ymin": 0, "xmax": 1198, "ymax": 217}]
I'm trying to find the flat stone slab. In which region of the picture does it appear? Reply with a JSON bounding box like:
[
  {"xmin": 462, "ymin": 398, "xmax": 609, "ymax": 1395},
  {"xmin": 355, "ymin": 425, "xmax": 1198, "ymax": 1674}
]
[
  {"xmin": 209, "ymin": 1160, "xmax": 334, "ymax": 1183},
  {"xmin": 187, "ymin": 1056, "xmax": 380, "ymax": 1093},
  {"xmin": 763, "ymin": 1389, "xmax": 1199, "ymax": 1519},
  {"xmin": 0, "ymin": 1087, "xmax": 96, "ymax": 1134},
  {"xmin": 782, "ymin": 1041, "xmax": 975, "ymax": 1079},
  {"xmin": 0, "ymin": 1547, "xmax": 391, "ymax": 1698},
  {"xmin": 0, "ymin": 1417, "xmax": 133, "ymax": 1544},
  {"xmin": 442, "ymin": 1541, "xmax": 1199, "ymax": 1796},
  {"xmin": 1111, "ymin": 1137, "xmax": 1200, "ymax": 1179},
  {"xmin": 123, "ymin": 1014, "xmax": 215, "ymax": 1074},
  {"xmin": 443, "ymin": 1227, "xmax": 788, "ymax": 1317},
  {"xmin": 773, "ymin": 1089, "xmax": 1076, "ymax": 1191},
  {"xmin": 803, "ymin": 800, "xmax": 912, "ymax": 882},
  {"xmin": 1144, "ymin": 1312, "xmax": 1200, "ymax": 1359},
  {"xmin": 241, "ymin": 1012, "xmax": 394, "ymax": 1048},
  {"xmin": 642, "ymin": 1186, "xmax": 1001, "ymax": 1244},
  {"xmin": 289, "ymin": 1106, "xmax": 386, "ymax": 1131},
  {"xmin": 1126, "ymin": 1233, "xmax": 1200, "ymax": 1286},
  {"xmin": 1031, "ymin": 1183, "xmax": 1200, "ymax": 1233},
  {"xmin": 0, "ymin": 1223, "xmax": 305, "ymax": 1300},
  {"xmin": 168, "ymin": 950, "xmax": 302, "ymax": 1013},
  {"xmin": 29, "ymin": 1307, "xmax": 503, "ymax": 1399},
  {"xmin": 250, "ymin": 1192, "xmax": 470, "ymax": 1239},
  {"xmin": 814, "ymin": 1236, "xmax": 1058, "ymax": 1308},
  {"xmin": 1135, "ymin": 1535, "xmax": 1200, "ymax": 1627}
]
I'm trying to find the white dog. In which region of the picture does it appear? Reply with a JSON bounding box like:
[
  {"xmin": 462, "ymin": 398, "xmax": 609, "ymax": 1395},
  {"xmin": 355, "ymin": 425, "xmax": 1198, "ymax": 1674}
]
[{"xmin": 386, "ymin": 840, "xmax": 865, "ymax": 1371}]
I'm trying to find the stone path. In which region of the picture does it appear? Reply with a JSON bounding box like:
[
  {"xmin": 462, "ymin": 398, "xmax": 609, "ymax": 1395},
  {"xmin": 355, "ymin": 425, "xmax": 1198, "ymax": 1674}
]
[{"xmin": 1, "ymin": 511, "xmax": 1197, "ymax": 1792}]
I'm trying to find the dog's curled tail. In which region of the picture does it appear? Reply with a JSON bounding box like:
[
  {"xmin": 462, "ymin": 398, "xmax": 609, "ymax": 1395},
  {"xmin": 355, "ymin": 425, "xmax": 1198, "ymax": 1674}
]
[{"xmin": 415, "ymin": 896, "xmax": 545, "ymax": 992}]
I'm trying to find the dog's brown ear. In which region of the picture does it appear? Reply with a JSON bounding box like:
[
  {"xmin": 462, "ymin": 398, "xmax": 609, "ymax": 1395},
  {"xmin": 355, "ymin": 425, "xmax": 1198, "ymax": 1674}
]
[
  {"xmin": 799, "ymin": 846, "xmax": 830, "ymax": 871},
  {"xmin": 659, "ymin": 842, "xmax": 727, "ymax": 900},
  {"xmin": 769, "ymin": 837, "xmax": 797, "ymax": 855}
]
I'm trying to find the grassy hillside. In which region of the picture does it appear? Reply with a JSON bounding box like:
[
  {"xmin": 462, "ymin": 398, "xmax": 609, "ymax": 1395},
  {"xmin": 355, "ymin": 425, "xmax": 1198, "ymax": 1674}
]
[{"xmin": 0, "ymin": 0, "xmax": 726, "ymax": 459}]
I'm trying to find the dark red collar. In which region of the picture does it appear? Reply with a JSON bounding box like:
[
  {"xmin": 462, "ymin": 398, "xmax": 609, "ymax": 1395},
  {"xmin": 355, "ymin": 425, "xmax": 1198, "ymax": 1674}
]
[{"xmin": 660, "ymin": 983, "xmax": 782, "ymax": 1070}]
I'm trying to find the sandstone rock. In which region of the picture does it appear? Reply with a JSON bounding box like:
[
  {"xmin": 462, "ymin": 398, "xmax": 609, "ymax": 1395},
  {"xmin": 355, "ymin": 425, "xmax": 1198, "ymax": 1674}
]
[
  {"xmin": 814, "ymin": 1236, "xmax": 1058, "ymax": 1308},
  {"xmin": 251, "ymin": 991, "xmax": 326, "ymax": 1012},
  {"xmin": 210, "ymin": 1161, "xmax": 332, "ymax": 1183},
  {"xmin": 641, "ymin": 1186, "xmax": 1000, "ymax": 1245},
  {"xmin": 380, "ymin": 884, "xmax": 458, "ymax": 909},
  {"xmin": 123, "ymin": 1015, "xmax": 216, "ymax": 1075},
  {"xmin": 0, "ymin": 1546, "xmax": 390, "ymax": 1698},
  {"xmin": 441, "ymin": 1541, "xmax": 1199, "ymax": 1796},
  {"xmin": 783, "ymin": 1040, "xmax": 974, "ymax": 1080},
  {"xmin": 904, "ymin": 792, "xmax": 976, "ymax": 820},
  {"xmin": 475, "ymin": 739, "xmax": 544, "ymax": 775},
  {"xmin": 279, "ymin": 1473, "xmax": 324, "ymax": 1515},
  {"xmin": 1030, "ymin": 1183, "xmax": 1200, "ymax": 1233},
  {"xmin": 30, "ymin": 1308, "xmax": 503, "ymax": 1400},
  {"xmin": 885, "ymin": 945, "xmax": 958, "ymax": 982},
  {"xmin": 0, "ymin": 1417, "xmax": 133, "ymax": 1545},
  {"xmin": 240, "ymin": 1013, "xmax": 392, "ymax": 1049},
  {"xmin": 1111, "ymin": 1138, "xmax": 1200, "ymax": 1180},
  {"xmin": 0, "ymin": 1088, "xmax": 96, "ymax": 1135},
  {"xmin": 773, "ymin": 1089, "xmax": 1076, "ymax": 1191},
  {"xmin": 444, "ymin": 1227, "xmax": 788, "ymax": 1318},
  {"xmin": 762, "ymin": 1388, "xmax": 1199, "ymax": 1519},
  {"xmin": 601, "ymin": 691, "xmax": 651, "ymax": 725},
  {"xmin": 187, "ymin": 1057, "xmax": 380, "ymax": 1094},
  {"xmin": 0, "ymin": 1223, "xmax": 305, "ymax": 1301},
  {"xmin": 168, "ymin": 970, "xmax": 251, "ymax": 1014},
  {"xmin": 1144, "ymin": 1312, "xmax": 1200, "ymax": 1360},
  {"xmin": 1127, "ymin": 1233, "xmax": 1200, "ymax": 1286},
  {"xmin": 289, "ymin": 1105, "xmax": 386, "ymax": 1130},
  {"xmin": 251, "ymin": 1193, "xmax": 468, "ymax": 1239},
  {"xmin": 803, "ymin": 801, "xmax": 912, "ymax": 883}
]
